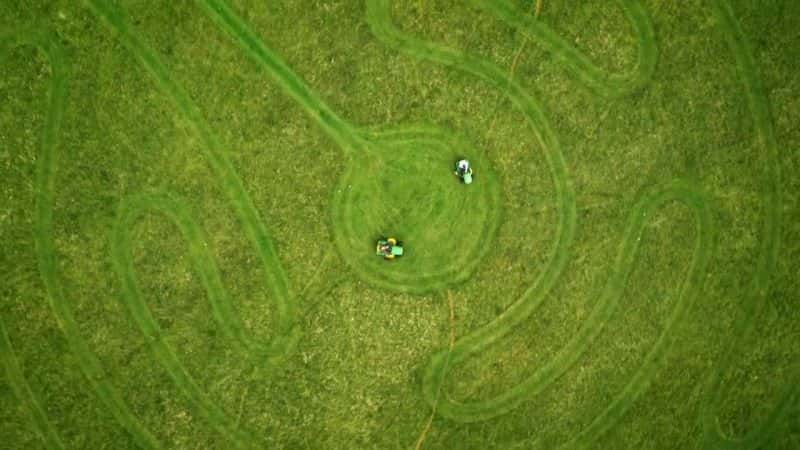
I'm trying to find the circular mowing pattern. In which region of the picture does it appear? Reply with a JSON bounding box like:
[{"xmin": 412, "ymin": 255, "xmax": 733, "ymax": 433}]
[
  {"xmin": 332, "ymin": 128, "xmax": 501, "ymax": 295},
  {"xmin": 3, "ymin": 1, "xmax": 790, "ymax": 449},
  {"xmin": 367, "ymin": 4, "xmax": 791, "ymax": 449}
]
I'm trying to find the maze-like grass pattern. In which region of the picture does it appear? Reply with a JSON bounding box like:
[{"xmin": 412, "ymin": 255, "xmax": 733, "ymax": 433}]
[
  {"xmin": 198, "ymin": 0, "xmax": 503, "ymax": 294},
  {"xmin": 0, "ymin": 0, "xmax": 793, "ymax": 448},
  {"xmin": 366, "ymin": 0, "xmax": 790, "ymax": 444},
  {"xmin": 366, "ymin": 0, "xmax": 711, "ymax": 428},
  {"xmin": 1, "ymin": 28, "xmax": 162, "ymax": 450}
]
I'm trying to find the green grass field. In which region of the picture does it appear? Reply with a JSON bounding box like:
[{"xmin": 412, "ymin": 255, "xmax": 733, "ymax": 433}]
[{"xmin": 2, "ymin": 1, "xmax": 799, "ymax": 448}]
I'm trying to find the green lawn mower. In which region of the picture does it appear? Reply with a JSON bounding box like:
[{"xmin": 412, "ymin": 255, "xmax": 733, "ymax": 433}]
[{"xmin": 376, "ymin": 237, "xmax": 404, "ymax": 260}]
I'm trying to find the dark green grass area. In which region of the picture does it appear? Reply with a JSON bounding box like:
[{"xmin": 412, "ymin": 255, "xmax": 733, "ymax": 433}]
[{"xmin": 1, "ymin": 0, "xmax": 799, "ymax": 449}]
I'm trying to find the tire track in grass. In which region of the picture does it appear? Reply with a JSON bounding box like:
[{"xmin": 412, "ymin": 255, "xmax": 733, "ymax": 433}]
[
  {"xmin": 565, "ymin": 180, "xmax": 714, "ymax": 449},
  {"xmin": 1, "ymin": 29, "xmax": 162, "ymax": 449},
  {"xmin": 197, "ymin": 0, "xmax": 502, "ymax": 294},
  {"xmin": 85, "ymin": 1, "xmax": 298, "ymax": 447},
  {"xmin": 414, "ymin": 290, "xmax": 458, "ymax": 450},
  {"xmin": 112, "ymin": 193, "xmax": 290, "ymax": 362},
  {"xmin": 471, "ymin": 0, "xmax": 657, "ymax": 98},
  {"xmin": 110, "ymin": 193, "xmax": 255, "ymax": 448},
  {"xmin": 85, "ymin": 0, "xmax": 295, "ymax": 349},
  {"xmin": 0, "ymin": 319, "xmax": 65, "ymax": 449},
  {"xmin": 368, "ymin": 0, "xmax": 717, "ymax": 437},
  {"xmin": 701, "ymin": 1, "xmax": 787, "ymax": 448},
  {"xmin": 195, "ymin": 0, "xmax": 362, "ymax": 154},
  {"xmin": 366, "ymin": 0, "xmax": 577, "ymax": 422},
  {"xmin": 1, "ymin": 32, "xmax": 64, "ymax": 450},
  {"xmin": 420, "ymin": 181, "xmax": 713, "ymax": 424},
  {"xmin": 373, "ymin": 2, "xmax": 784, "ymax": 446}
]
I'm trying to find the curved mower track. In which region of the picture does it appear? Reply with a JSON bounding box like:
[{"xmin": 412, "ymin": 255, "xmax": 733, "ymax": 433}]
[
  {"xmin": 366, "ymin": 0, "xmax": 680, "ymax": 426},
  {"xmin": 197, "ymin": 0, "xmax": 502, "ymax": 294},
  {"xmin": 471, "ymin": 0, "xmax": 657, "ymax": 98},
  {"xmin": 367, "ymin": 1, "xmax": 788, "ymax": 447},
  {"xmin": 3, "ymin": 1, "xmax": 306, "ymax": 448},
  {"xmin": 0, "ymin": 0, "xmax": 792, "ymax": 448},
  {"xmin": 112, "ymin": 193, "xmax": 296, "ymax": 363},
  {"xmin": 84, "ymin": 1, "xmax": 296, "ymax": 349},
  {"xmin": 0, "ymin": 29, "xmax": 162, "ymax": 449},
  {"xmin": 84, "ymin": 0, "xmax": 301, "ymax": 447},
  {"xmin": 110, "ymin": 193, "xmax": 285, "ymax": 449},
  {"xmin": 0, "ymin": 32, "xmax": 65, "ymax": 450},
  {"xmin": 0, "ymin": 315, "xmax": 64, "ymax": 449},
  {"xmin": 699, "ymin": 1, "xmax": 789, "ymax": 449}
]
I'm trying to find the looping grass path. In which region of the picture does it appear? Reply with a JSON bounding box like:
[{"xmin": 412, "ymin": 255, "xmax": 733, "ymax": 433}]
[
  {"xmin": 699, "ymin": 2, "xmax": 788, "ymax": 449},
  {"xmin": 367, "ymin": 2, "xmax": 789, "ymax": 448},
  {"xmin": 1, "ymin": 28, "xmax": 162, "ymax": 450},
  {"xmin": 1, "ymin": 0, "xmax": 791, "ymax": 448},
  {"xmin": 419, "ymin": 182, "xmax": 713, "ymax": 425},
  {"xmin": 365, "ymin": 2, "xmax": 757, "ymax": 448},
  {"xmin": 110, "ymin": 192, "xmax": 302, "ymax": 448},
  {"xmin": 471, "ymin": 0, "xmax": 657, "ymax": 98},
  {"xmin": 112, "ymin": 193, "xmax": 298, "ymax": 363},
  {"xmin": 367, "ymin": 0, "xmax": 578, "ymax": 423},
  {"xmin": 0, "ymin": 315, "xmax": 65, "ymax": 449},
  {"xmin": 84, "ymin": 0, "xmax": 304, "ymax": 446},
  {"xmin": 0, "ymin": 1, "xmax": 305, "ymax": 447},
  {"xmin": 197, "ymin": 0, "xmax": 502, "ymax": 294}
]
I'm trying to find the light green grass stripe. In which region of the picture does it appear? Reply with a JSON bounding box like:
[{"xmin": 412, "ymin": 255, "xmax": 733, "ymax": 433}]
[
  {"xmin": 1, "ymin": 32, "xmax": 65, "ymax": 450},
  {"xmin": 197, "ymin": 0, "xmax": 504, "ymax": 294},
  {"xmin": 472, "ymin": 0, "xmax": 657, "ymax": 98},
  {"xmin": 85, "ymin": 1, "xmax": 299, "ymax": 445},
  {"xmin": 701, "ymin": 1, "xmax": 787, "ymax": 449},
  {"xmin": 195, "ymin": 0, "xmax": 362, "ymax": 153},
  {"xmin": 0, "ymin": 319, "xmax": 65, "ymax": 449},
  {"xmin": 111, "ymin": 193, "xmax": 285, "ymax": 360},
  {"xmin": 366, "ymin": 0, "xmax": 577, "ymax": 421},
  {"xmin": 0, "ymin": 30, "xmax": 163, "ymax": 449},
  {"xmin": 110, "ymin": 193, "xmax": 255, "ymax": 449},
  {"xmin": 566, "ymin": 181, "xmax": 714, "ymax": 449},
  {"xmin": 87, "ymin": 0, "xmax": 297, "ymax": 344},
  {"xmin": 426, "ymin": 181, "xmax": 714, "ymax": 423},
  {"xmin": 366, "ymin": 0, "xmax": 575, "ymax": 333},
  {"xmin": 85, "ymin": 0, "xmax": 295, "ymax": 350}
]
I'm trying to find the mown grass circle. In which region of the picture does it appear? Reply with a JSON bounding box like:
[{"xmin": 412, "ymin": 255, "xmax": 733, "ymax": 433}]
[
  {"xmin": 331, "ymin": 128, "xmax": 501, "ymax": 294},
  {"xmin": 4, "ymin": 1, "xmax": 794, "ymax": 448}
]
